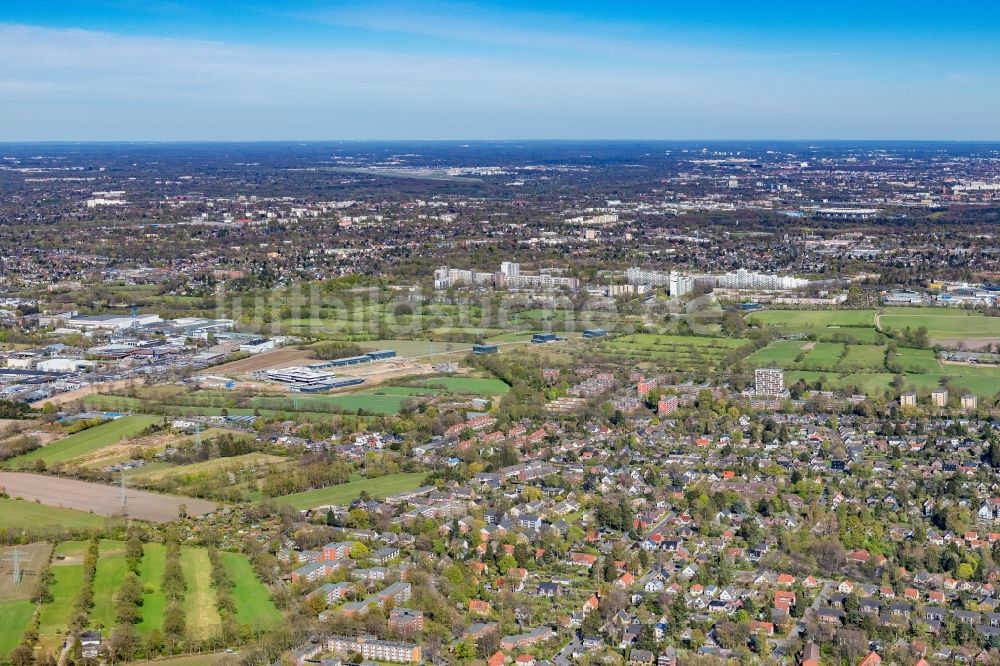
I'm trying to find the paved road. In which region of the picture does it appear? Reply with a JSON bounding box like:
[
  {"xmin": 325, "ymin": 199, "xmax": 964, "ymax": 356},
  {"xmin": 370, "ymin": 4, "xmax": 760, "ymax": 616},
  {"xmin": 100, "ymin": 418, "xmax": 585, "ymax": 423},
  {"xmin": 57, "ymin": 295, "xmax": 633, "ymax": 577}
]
[{"xmin": 554, "ymin": 632, "xmax": 583, "ymax": 666}]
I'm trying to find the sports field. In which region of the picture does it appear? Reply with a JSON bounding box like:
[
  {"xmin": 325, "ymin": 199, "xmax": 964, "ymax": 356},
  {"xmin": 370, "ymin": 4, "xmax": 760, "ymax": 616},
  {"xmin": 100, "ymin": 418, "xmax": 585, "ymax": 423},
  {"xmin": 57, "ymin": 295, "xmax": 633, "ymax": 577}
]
[
  {"xmin": 250, "ymin": 386, "xmax": 439, "ymax": 415},
  {"xmin": 418, "ymin": 377, "xmax": 511, "ymax": 396},
  {"xmin": 274, "ymin": 472, "xmax": 426, "ymax": 509},
  {"xmin": 0, "ymin": 497, "xmax": 106, "ymax": 530},
  {"xmin": 4, "ymin": 415, "xmax": 161, "ymax": 468}
]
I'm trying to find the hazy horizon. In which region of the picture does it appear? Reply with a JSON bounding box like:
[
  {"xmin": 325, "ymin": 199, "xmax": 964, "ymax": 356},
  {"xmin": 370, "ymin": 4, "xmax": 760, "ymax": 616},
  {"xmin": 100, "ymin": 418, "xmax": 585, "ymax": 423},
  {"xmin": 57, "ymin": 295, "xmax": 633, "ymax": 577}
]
[{"xmin": 2, "ymin": 1, "xmax": 999, "ymax": 141}]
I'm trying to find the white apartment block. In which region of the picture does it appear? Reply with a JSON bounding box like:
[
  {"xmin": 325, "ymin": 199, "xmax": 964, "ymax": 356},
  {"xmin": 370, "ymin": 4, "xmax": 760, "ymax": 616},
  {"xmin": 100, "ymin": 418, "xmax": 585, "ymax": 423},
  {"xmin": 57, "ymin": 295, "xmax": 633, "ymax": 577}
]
[{"xmin": 713, "ymin": 269, "xmax": 809, "ymax": 291}]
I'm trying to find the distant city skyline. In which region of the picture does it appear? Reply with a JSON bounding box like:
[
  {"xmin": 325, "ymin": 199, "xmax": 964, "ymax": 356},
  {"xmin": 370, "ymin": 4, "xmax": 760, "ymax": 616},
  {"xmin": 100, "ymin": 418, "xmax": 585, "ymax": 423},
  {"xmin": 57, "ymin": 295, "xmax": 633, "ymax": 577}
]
[{"xmin": 1, "ymin": 1, "xmax": 999, "ymax": 141}]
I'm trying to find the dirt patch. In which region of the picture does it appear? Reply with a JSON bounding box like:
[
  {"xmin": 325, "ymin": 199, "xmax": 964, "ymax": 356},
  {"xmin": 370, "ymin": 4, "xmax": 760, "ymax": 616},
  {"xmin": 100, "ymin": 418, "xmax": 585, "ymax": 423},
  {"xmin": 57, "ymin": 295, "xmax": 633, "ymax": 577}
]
[
  {"xmin": 801, "ymin": 342, "xmax": 817, "ymax": 351},
  {"xmin": 0, "ymin": 472, "xmax": 217, "ymax": 523},
  {"xmin": 210, "ymin": 347, "xmax": 315, "ymax": 374},
  {"xmin": 70, "ymin": 431, "xmax": 189, "ymax": 469},
  {"xmin": 0, "ymin": 542, "xmax": 52, "ymax": 600},
  {"xmin": 932, "ymin": 338, "xmax": 1000, "ymax": 351}
]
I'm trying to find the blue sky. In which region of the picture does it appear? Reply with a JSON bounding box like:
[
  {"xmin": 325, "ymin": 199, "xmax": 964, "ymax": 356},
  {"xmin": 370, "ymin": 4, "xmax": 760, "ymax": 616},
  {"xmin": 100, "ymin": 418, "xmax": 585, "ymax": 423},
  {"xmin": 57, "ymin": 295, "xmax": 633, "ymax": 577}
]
[{"xmin": 1, "ymin": 1, "xmax": 998, "ymax": 140}]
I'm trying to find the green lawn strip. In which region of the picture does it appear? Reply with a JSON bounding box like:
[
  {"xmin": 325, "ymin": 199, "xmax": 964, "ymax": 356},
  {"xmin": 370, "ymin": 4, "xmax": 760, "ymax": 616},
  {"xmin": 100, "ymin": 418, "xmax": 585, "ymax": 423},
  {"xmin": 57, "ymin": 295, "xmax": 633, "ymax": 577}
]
[
  {"xmin": 37, "ymin": 544, "xmax": 87, "ymax": 651},
  {"xmin": 6, "ymin": 415, "xmax": 161, "ymax": 468},
  {"xmin": 417, "ymin": 377, "xmax": 511, "ymax": 396},
  {"xmin": 136, "ymin": 543, "xmax": 167, "ymax": 634},
  {"xmin": 180, "ymin": 548, "xmax": 221, "ymax": 640},
  {"xmin": 0, "ymin": 600, "xmax": 35, "ymax": 658},
  {"xmin": 218, "ymin": 552, "xmax": 282, "ymax": 630},
  {"xmin": 90, "ymin": 540, "xmax": 128, "ymax": 632},
  {"xmin": 273, "ymin": 472, "xmax": 426, "ymax": 510},
  {"xmin": 0, "ymin": 498, "xmax": 106, "ymax": 530}
]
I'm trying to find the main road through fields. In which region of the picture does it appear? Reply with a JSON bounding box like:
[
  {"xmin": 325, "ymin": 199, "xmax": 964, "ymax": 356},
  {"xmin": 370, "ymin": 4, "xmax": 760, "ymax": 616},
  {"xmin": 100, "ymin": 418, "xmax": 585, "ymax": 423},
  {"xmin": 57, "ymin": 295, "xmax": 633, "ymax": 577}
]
[{"xmin": 0, "ymin": 472, "xmax": 216, "ymax": 522}]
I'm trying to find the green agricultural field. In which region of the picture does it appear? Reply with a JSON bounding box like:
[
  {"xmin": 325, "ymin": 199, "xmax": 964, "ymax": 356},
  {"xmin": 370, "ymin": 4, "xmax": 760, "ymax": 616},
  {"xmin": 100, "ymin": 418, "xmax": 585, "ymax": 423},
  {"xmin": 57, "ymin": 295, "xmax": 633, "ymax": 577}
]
[
  {"xmin": 274, "ymin": 472, "xmax": 427, "ymax": 510},
  {"xmin": 785, "ymin": 365, "xmax": 1000, "ymax": 399},
  {"xmin": 0, "ymin": 498, "xmax": 106, "ymax": 530},
  {"xmin": 90, "ymin": 540, "xmax": 129, "ymax": 631},
  {"xmin": 136, "ymin": 543, "xmax": 167, "ymax": 634},
  {"xmin": 892, "ymin": 348, "xmax": 941, "ymax": 373},
  {"xmin": 37, "ymin": 542, "xmax": 88, "ymax": 653},
  {"xmin": 5, "ymin": 415, "xmax": 161, "ymax": 468},
  {"xmin": 746, "ymin": 341, "xmax": 809, "ymax": 367},
  {"xmin": 749, "ymin": 309, "xmax": 879, "ymax": 328},
  {"xmin": 0, "ymin": 600, "xmax": 34, "ymax": 659},
  {"xmin": 181, "ymin": 548, "xmax": 221, "ymax": 640},
  {"xmin": 602, "ymin": 334, "xmax": 751, "ymax": 370},
  {"xmin": 218, "ymin": 552, "xmax": 282, "ymax": 630},
  {"xmin": 799, "ymin": 343, "xmax": 846, "ymax": 370},
  {"xmin": 879, "ymin": 308, "xmax": 1000, "ymax": 340},
  {"xmin": 747, "ymin": 309, "xmax": 886, "ymax": 342},
  {"xmin": 359, "ymin": 339, "xmax": 475, "ymax": 357},
  {"xmin": 418, "ymin": 377, "xmax": 511, "ymax": 396},
  {"xmin": 837, "ymin": 345, "xmax": 887, "ymax": 372},
  {"xmin": 251, "ymin": 387, "xmax": 439, "ymax": 416}
]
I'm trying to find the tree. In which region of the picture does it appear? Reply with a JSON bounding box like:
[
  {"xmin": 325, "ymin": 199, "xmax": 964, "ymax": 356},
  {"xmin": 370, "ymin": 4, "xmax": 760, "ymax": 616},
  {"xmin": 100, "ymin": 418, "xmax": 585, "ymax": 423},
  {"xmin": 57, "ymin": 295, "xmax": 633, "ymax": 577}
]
[
  {"xmin": 108, "ymin": 624, "xmax": 140, "ymax": 663},
  {"xmin": 637, "ymin": 624, "xmax": 658, "ymax": 651},
  {"xmin": 454, "ymin": 639, "xmax": 476, "ymax": 661},
  {"xmin": 581, "ymin": 609, "xmax": 603, "ymax": 637},
  {"xmin": 11, "ymin": 644, "xmax": 34, "ymax": 666}
]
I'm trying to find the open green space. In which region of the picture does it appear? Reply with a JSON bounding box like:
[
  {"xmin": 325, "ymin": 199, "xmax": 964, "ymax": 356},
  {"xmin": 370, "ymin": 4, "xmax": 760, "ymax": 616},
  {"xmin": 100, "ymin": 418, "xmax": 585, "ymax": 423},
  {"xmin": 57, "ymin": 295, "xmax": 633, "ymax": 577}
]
[
  {"xmin": 180, "ymin": 548, "xmax": 222, "ymax": 640},
  {"xmin": 786, "ymin": 364, "xmax": 1000, "ymax": 399},
  {"xmin": 838, "ymin": 345, "xmax": 887, "ymax": 372},
  {"xmin": 879, "ymin": 308, "xmax": 1000, "ymax": 339},
  {"xmin": 746, "ymin": 340, "xmax": 808, "ymax": 367},
  {"xmin": 36, "ymin": 542, "xmax": 88, "ymax": 653},
  {"xmin": 748, "ymin": 309, "xmax": 878, "ymax": 328},
  {"xmin": 274, "ymin": 472, "xmax": 426, "ymax": 510},
  {"xmin": 90, "ymin": 540, "xmax": 129, "ymax": 631},
  {"xmin": 0, "ymin": 600, "xmax": 34, "ymax": 659},
  {"xmin": 361, "ymin": 339, "xmax": 475, "ymax": 357},
  {"xmin": 5, "ymin": 415, "xmax": 161, "ymax": 468},
  {"xmin": 417, "ymin": 377, "xmax": 511, "ymax": 396},
  {"xmin": 892, "ymin": 347, "xmax": 941, "ymax": 373},
  {"xmin": 136, "ymin": 543, "xmax": 167, "ymax": 634},
  {"xmin": 799, "ymin": 342, "xmax": 846, "ymax": 370},
  {"xmin": 133, "ymin": 453, "xmax": 285, "ymax": 484},
  {"xmin": 250, "ymin": 387, "xmax": 440, "ymax": 415},
  {"xmin": 603, "ymin": 333, "xmax": 751, "ymax": 370},
  {"xmin": 218, "ymin": 552, "xmax": 282, "ymax": 630},
  {"xmin": 0, "ymin": 498, "xmax": 106, "ymax": 530},
  {"xmin": 747, "ymin": 309, "xmax": 886, "ymax": 342}
]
